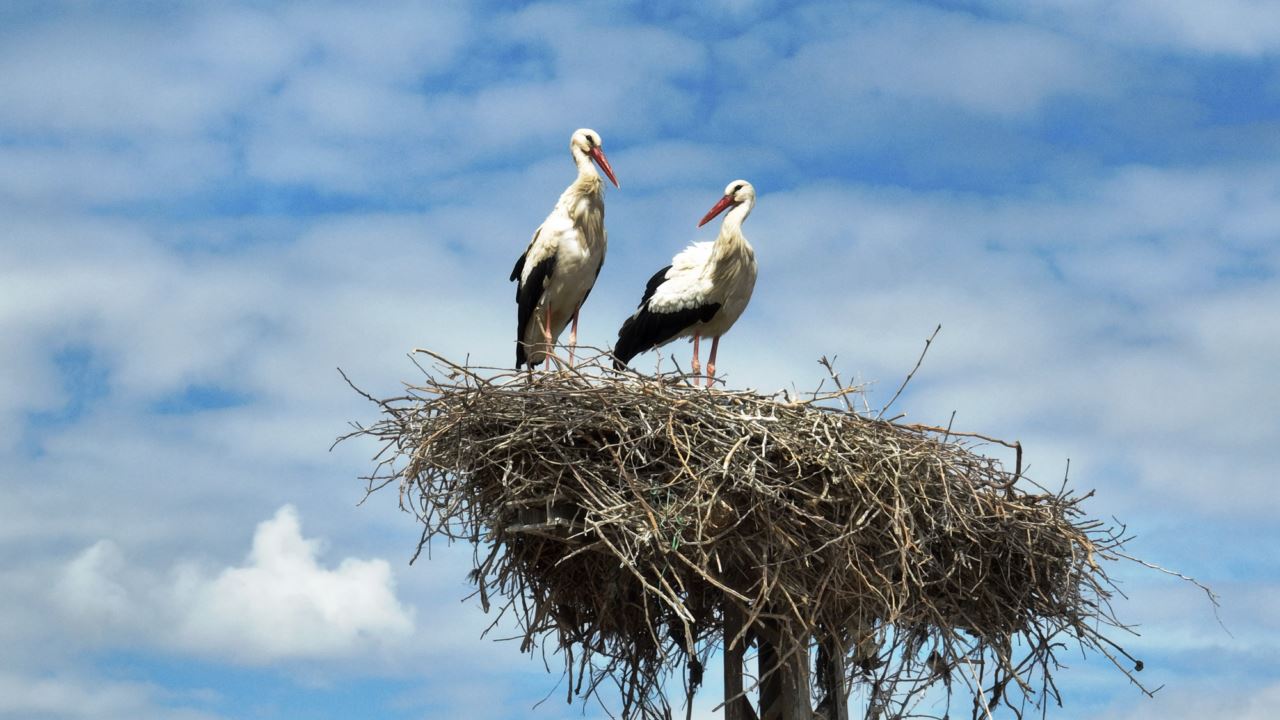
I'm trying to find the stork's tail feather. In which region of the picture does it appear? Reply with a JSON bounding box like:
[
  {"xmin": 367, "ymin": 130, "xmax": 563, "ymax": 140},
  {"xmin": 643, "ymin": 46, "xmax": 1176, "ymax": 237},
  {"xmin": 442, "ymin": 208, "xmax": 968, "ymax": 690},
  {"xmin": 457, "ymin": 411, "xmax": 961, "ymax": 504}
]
[
  {"xmin": 515, "ymin": 255, "xmax": 556, "ymax": 371},
  {"xmin": 612, "ymin": 316, "xmax": 647, "ymax": 370}
]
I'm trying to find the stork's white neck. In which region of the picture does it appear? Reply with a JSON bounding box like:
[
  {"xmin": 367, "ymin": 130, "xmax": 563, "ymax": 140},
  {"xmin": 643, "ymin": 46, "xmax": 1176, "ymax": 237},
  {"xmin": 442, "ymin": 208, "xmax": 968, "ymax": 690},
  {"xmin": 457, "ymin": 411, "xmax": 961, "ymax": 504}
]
[
  {"xmin": 557, "ymin": 157, "xmax": 605, "ymax": 214},
  {"xmin": 572, "ymin": 147, "xmax": 600, "ymax": 181},
  {"xmin": 717, "ymin": 197, "xmax": 754, "ymax": 241}
]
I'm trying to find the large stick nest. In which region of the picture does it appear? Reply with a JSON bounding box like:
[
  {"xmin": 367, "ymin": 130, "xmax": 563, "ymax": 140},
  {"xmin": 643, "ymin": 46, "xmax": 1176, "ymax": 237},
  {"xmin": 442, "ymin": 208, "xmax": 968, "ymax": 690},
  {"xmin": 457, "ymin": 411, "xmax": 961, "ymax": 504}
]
[{"xmin": 345, "ymin": 349, "xmax": 1155, "ymax": 719}]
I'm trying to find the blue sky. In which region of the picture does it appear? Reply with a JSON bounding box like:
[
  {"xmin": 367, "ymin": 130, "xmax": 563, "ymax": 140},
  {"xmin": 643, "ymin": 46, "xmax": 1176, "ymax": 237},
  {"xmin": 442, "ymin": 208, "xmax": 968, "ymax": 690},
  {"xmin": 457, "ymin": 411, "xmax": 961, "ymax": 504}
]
[{"xmin": 2, "ymin": 1, "xmax": 1278, "ymax": 718}]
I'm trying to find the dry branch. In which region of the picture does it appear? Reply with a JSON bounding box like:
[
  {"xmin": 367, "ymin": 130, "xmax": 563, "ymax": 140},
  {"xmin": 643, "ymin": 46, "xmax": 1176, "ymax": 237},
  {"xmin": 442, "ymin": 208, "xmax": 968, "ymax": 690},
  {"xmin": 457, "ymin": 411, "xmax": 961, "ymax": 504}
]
[{"xmin": 341, "ymin": 349, "xmax": 1164, "ymax": 719}]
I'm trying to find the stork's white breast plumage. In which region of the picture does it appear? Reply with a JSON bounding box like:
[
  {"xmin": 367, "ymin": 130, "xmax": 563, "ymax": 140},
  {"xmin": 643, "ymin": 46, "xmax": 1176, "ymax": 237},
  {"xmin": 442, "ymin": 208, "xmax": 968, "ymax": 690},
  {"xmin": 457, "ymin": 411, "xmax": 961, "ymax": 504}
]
[
  {"xmin": 646, "ymin": 239, "xmax": 757, "ymax": 338},
  {"xmin": 512, "ymin": 128, "xmax": 618, "ymax": 369}
]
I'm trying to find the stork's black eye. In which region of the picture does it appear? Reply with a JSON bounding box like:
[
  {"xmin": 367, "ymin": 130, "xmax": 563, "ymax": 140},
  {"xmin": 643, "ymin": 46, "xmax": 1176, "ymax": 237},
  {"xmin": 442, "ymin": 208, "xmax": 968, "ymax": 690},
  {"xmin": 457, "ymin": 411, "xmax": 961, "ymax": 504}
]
[{"xmin": 732, "ymin": 184, "xmax": 743, "ymax": 193}]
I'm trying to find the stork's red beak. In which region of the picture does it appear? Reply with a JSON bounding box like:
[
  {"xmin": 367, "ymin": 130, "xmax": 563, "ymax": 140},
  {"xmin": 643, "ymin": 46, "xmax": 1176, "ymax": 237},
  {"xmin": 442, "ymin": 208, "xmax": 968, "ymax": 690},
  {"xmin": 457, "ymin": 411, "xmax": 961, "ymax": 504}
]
[
  {"xmin": 698, "ymin": 194, "xmax": 736, "ymax": 227},
  {"xmin": 589, "ymin": 147, "xmax": 619, "ymax": 188}
]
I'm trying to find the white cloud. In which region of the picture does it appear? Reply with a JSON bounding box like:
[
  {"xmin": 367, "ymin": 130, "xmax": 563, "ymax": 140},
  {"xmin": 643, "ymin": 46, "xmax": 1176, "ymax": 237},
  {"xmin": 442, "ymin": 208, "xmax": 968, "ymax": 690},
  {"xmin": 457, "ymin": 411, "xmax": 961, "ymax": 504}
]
[
  {"xmin": 56, "ymin": 506, "xmax": 414, "ymax": 664},
  {"xmin": 0, "ymin": 8, "xmax": 296, "ymax": 137},
  {"xmin": 416, "ymin": 6, "xmax": 707, "ymax": 155},
  {"xmin": 709, "ymin": 0, "xmax": 1116, "ymax": 159},
  {"xmin": 0, "ymin": 3, "xmax": 466, "ymax": 140},
  {"xmin": 0, "ymin": 139, "xmax": 232, "ymax": 206},
  {"xmin": 0, "ymin": 3, "xmax": 471, "ymax": 203},
  {"xmin": 0, "ymin": 671, "xmax": 221, "ymax": 720},
  {"xmin": 238, "ymin": 3, "xmax": 709, "ymax": 192},
  {"xmin": 57, "ymin": 542, "xmax": 135, "ymax": 638},
  {"xmin": 842, "ymin": 7, "xmax": 1104, "ymax": 116},
  {"xmin": 608, "ymin": 141, "xmax": 792, "ymax": 192},
  {"xmin": 1110, "ymin": 577, "xmax": 1276, "ymax": 655},
  {"xmin": 1099, "ymin": 680, "xmax": 1280, "ymax": 720},
  {"xmin": 282, "ymin": 1, "xmax": 469, "ymax": 81},
  {"xmin": 999, "ymin": 0, "xmax": 1280, "ymax": 56}
]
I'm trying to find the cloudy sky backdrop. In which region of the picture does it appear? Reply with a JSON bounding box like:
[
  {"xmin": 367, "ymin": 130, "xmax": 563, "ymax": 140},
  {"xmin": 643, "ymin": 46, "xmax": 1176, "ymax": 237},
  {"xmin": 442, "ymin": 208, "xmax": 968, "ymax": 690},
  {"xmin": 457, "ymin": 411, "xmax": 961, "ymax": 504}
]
[{"xmin": 3, "ymin": 1, "xmax": 1278, "ymax": 718}]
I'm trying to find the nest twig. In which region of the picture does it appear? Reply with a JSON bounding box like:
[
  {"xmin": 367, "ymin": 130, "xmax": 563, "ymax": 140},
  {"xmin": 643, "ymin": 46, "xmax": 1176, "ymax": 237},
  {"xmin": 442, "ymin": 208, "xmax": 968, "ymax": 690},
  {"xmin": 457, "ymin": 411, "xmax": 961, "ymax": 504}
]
[{"xmin": 340, "ymin": 348, "xmax": 1196, "ymax": 719}]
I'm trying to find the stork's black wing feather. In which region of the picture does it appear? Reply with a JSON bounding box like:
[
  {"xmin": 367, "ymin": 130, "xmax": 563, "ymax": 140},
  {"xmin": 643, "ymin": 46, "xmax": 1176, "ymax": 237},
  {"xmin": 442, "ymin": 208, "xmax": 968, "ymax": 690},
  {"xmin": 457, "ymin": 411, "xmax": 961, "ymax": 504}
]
[
  {"xmin": 515, "ymin": 254, "xmax": 556, "ymax": 368},
  {"xmin": 639, "ymin": 265, "xmax": 672, "ymax": 307},
  {"xmin": 510, "ymin": 250, "xmax": 527, "ymax": 288},
  {"xmin": 613, "ymin": 270, "xmax": 720, "ymax": 369}
]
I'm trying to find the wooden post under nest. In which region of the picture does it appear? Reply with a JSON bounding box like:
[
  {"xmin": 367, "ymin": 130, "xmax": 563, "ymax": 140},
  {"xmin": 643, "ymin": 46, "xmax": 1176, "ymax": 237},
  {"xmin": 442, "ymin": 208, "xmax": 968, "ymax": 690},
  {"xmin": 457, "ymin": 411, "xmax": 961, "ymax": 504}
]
[
  {"xmin": 756, "ymin": 619, "xmax": 811, "ymax": 720},
  {"xmin": 723, "ymin": 604, "xmax": 751, "ymax": 720},
  {"xmin": 816, "ymin": 633, "xmax": 851, "ymax": 720}
]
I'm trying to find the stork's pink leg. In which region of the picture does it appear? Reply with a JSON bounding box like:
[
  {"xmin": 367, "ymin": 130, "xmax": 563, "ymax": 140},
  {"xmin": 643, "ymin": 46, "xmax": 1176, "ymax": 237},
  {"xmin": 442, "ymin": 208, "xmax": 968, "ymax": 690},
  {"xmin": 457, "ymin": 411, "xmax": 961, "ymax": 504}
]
[
  {"xmin": 568, "ymin": 310, "xmax": 579, "ymax": 367},
  {"xmin": 691, "ymin": 334, "xmax": 701, "ymax": 380},
  {"xmin": 706, "ymin": 336, "xmax": 720, "ymax": 388},
  {"xmin": 543, "ymin": 310, "xmax": 553, "ymax": 371}
]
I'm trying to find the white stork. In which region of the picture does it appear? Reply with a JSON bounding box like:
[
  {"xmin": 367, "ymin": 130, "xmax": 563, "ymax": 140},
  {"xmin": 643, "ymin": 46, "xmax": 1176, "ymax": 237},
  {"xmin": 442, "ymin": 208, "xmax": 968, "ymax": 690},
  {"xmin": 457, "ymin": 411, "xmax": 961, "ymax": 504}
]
[
  {"xmin": 511, "ymin": 128, "xmax": 620, "ymax": 369},
  {"xmin": 613, "ymin": 179, "xmax": 758, "ymax": 387}
]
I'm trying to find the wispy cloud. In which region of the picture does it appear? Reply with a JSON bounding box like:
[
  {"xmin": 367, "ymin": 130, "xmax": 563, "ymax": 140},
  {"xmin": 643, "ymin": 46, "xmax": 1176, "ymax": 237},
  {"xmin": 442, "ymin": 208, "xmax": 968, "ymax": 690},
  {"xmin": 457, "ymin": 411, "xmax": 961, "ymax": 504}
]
[
  {"xmin": 997, "ymin": 0, "xmax": 1280, "ymax": 56},
  {"xmin": 1100, "ymin": 680, "xmax": 1280, "ymax": 720},
  {"xmin": 0, "ymin": 671, "xmax": 222, "ymax": 720}
]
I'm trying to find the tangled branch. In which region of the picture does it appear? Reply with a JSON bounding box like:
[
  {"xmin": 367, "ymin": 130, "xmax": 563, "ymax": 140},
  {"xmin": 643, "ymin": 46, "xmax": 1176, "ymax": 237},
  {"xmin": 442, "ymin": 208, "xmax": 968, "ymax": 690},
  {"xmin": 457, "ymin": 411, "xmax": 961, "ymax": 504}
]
[{"xmin": 341, "ymin": 348, "xmax": 1171, "ymax": 719}]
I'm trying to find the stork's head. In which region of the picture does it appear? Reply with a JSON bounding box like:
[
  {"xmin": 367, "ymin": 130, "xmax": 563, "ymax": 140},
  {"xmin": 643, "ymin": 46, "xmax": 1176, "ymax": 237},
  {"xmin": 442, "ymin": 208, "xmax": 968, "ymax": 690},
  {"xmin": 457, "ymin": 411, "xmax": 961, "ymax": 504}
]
[
  {"xmin": 698, "ymin": 179, "xmax": 755, "ymax": 227},
  {"xmin": 570, "ymin": 128, "xmax": 619, "ymax": 188}
]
